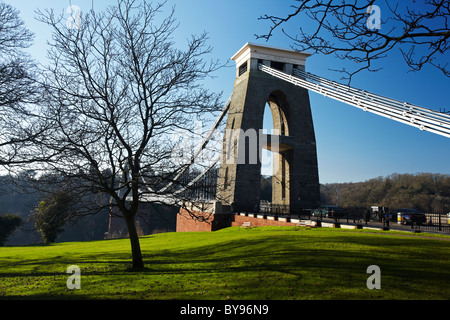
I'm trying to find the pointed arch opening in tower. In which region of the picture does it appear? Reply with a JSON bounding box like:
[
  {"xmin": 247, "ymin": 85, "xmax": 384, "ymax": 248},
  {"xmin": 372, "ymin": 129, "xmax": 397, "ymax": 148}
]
[
  {"xmin": 263, "ymin": 92, "xmax": 291, "ymax": 207},
  {"xmin": 260, "ymin": 102, "xmax": 274, "ymax": 203}
]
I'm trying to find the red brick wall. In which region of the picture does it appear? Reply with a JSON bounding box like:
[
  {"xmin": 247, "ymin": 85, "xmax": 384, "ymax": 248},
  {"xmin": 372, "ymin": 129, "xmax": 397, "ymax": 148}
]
[
  {"xmin": 176, "ymin": 209, "xmax": 234, "ymax": 232},
  {"xmin": 177, "ymin": 209, "xmax": 302, "ymax": 232},
  {"xmin": 176, "ymin": 209, "xmax": 213, "ymax": 232}
]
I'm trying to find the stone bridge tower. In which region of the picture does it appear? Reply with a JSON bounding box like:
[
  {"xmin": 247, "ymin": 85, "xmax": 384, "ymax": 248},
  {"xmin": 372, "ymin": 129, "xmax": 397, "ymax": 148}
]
[{"xmin": 216, "ymin": 43, "xmax": 320, "ymax": 212}]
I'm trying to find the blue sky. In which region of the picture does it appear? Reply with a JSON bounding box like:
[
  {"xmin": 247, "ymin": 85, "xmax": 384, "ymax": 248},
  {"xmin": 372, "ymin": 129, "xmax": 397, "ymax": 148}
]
[{"xmin": 5, "ymin": 0, "xmax": 450, "ymax": 184}]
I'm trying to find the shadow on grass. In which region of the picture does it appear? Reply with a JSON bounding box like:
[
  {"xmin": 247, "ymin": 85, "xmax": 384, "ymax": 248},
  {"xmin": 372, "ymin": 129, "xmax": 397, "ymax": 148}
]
[{"xmin": 1, "ymin": 230, "xmax": 450, "ymax": 299}]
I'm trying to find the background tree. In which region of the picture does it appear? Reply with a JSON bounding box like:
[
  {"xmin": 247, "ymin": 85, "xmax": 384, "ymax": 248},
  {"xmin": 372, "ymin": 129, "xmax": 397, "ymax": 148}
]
[
  {"xmin": 0, "ymin": 214, "xmax": 22, "ymax": 246},
  {"xmin": 320, "ymin": 173, "xmax": 450, "ymax": 212},
  {"xmin": 257, "ymin": 0, "xmax": 450, "ymax": 83},
  {"xmin": 31, "ymin": 0, "xmax": 222, "ymax": 269},
  {"xmin": 30, "ymin": 190, "xmax": 73, "ymax": 243},
  {"xmin": 0, "ymin": 3, "xmax": 46, "ymax": 167}
]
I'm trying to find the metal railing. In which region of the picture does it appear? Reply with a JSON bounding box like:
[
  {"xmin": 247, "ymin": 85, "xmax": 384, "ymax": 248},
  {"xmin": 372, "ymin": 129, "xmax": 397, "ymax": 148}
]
[
  {"xmin": 233, "ymin": 203, "xmax": 450, "ymax": 234},
  {"xmin": 418, "ymin": 213, "xmax": 450, "ymax": 234}
]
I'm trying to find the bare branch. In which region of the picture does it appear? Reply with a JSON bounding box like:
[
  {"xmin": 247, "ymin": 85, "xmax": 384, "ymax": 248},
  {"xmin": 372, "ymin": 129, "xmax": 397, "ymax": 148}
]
[
  {"xmin": 31, "ymin": 0, "xmax": 223, "ymax": 268},
  {"xmin": 0, "ymin": 3, "xmax": 46, "ymax": 167},
  {"xmin": 256, "ymin": 0, "xmax": 450, "ymax": 83}
]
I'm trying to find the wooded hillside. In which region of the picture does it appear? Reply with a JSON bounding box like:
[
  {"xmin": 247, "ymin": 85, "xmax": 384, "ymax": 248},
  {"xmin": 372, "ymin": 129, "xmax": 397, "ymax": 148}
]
[{"xmin": 320, "ymin": 173, "xmax": 450, "ymax": 213}]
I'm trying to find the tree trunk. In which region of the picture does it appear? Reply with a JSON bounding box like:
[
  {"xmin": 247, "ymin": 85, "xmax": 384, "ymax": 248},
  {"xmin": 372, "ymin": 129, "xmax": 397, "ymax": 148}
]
[{"xmin": 124, "ymin": 214, "xmax": 144, "ymax": 269}]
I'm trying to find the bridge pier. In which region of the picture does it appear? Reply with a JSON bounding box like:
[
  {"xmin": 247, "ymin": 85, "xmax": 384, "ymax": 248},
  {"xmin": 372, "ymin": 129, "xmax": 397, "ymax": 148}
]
[
  {"xmin": 176, "ymin": 43, "xmax": 321, "ymax": 232},
  {"xmin": 216, "ymin": 43, "xmax": 320, "ymax": 211}
]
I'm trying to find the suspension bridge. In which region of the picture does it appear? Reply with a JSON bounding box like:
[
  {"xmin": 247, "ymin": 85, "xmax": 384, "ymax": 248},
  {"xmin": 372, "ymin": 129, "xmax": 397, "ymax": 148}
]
[{"xmin": 134, "ymin": 43, "xmax": 450, "ymax": 232}]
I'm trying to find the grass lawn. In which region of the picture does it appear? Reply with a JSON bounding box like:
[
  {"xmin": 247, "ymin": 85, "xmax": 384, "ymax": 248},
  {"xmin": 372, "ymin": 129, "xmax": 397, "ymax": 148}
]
[{"xmin": 0, "ymin": 226, "xmax": 449, "ymax": 300}]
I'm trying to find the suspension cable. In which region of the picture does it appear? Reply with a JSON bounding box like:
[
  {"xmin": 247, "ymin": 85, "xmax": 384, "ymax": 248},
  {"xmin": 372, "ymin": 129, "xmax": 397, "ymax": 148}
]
[
  {"xmin": 145, "ymin": 94, "xmax": 231, "ymax": 195},
  {"xmin": 259, "ymin": 64, "xmax": 450, "ymax": 139}
]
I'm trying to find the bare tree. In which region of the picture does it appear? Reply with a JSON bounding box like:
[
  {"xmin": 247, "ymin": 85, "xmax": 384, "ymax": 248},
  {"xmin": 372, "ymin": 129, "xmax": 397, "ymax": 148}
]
[
  {"xmin": 256, "ymin": 0, "xmax": 450, "ymax": 83},
  {"xmin": 0, "ymin": 3, "xmax": 45, "ymax": 166},
  {"xmin": 32, "ymin": 0, "xmax": 222, "ymax": 269}
]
